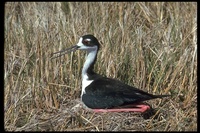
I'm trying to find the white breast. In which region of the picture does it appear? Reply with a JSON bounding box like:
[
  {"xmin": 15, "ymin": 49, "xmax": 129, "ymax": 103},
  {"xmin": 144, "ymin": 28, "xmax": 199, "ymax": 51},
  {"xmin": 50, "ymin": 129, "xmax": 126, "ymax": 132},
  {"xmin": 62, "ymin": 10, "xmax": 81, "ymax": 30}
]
[{"xmin": 81, "ymin": 74, "xmax": 93, "ymax": 96}]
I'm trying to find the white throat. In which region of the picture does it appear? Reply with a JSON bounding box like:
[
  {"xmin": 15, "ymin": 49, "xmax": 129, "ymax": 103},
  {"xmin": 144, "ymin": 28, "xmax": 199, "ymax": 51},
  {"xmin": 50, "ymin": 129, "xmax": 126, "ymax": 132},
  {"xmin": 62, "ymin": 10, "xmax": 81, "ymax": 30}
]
[{"xmin": 81, "ymin": 46, "xmax": 98, "ymax": 96}]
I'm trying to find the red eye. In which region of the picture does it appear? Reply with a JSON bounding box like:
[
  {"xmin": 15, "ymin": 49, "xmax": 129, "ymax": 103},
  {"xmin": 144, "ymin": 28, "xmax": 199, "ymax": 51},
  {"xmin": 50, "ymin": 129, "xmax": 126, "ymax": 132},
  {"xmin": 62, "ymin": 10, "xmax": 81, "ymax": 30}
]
[{"xmin": 83, "ymin": 39, "xmax": 90, "ymax": 45}]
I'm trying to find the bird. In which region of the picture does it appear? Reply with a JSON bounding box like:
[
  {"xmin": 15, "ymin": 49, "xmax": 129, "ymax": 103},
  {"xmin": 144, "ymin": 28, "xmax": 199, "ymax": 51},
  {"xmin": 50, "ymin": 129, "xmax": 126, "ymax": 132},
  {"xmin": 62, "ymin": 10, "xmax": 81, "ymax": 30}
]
[{"xmin": 51, "ymin": 34, "xmax": 170, "ymax": 113}]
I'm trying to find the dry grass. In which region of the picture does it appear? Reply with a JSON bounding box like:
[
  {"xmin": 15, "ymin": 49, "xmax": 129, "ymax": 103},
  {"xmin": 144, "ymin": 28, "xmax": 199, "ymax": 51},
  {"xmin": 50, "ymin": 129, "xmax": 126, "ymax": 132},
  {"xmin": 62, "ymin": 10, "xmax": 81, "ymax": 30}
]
[{"xmin": 4, "ymin": 2, "xmax": 197, "ymax": 131}]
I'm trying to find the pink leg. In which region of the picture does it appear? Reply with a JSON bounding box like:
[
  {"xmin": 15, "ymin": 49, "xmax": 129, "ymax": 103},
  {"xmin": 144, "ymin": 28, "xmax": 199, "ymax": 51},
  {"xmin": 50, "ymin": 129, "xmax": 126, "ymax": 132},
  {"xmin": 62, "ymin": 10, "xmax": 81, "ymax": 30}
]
[{"xmin": 93, "ymin": 104, "xmax": 150, "ymax": 113}]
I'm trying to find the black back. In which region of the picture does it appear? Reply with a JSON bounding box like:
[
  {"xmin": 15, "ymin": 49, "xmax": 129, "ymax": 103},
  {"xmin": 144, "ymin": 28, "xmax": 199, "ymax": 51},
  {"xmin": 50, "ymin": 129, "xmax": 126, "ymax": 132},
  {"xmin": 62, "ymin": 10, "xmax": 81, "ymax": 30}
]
[{"xmin": 82, "ymin": 76, "xmax": 169, "ymax": 109}]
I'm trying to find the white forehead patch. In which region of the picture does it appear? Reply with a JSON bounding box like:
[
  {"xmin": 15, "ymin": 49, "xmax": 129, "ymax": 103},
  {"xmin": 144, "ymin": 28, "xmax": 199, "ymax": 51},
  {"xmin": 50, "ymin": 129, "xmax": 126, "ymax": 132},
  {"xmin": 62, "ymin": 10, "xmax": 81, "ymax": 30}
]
[
  {"xmin": 76, "ymin": 37, "xmax": 97, "ymax": 51},
  {"xmin": 77, "ymin": 37, "xmax": 83, "ymax": 47}
]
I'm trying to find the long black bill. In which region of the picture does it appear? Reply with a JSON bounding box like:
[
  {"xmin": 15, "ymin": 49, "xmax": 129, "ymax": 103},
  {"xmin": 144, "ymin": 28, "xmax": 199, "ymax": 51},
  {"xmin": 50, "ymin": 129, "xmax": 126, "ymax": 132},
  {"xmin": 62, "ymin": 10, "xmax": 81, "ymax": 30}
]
[{"xmin": 50, "ymin": 45, "xmax": 79, "ymax": 59}]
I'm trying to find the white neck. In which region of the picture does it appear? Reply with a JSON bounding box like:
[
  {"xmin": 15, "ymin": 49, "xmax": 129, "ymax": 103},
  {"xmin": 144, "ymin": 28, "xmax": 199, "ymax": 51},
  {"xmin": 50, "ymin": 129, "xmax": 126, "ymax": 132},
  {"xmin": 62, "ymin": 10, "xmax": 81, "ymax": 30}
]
[
  {"xmin": 82, "ymin": 47, "xmax": 98, "ymax": 79},
  {"xmin": 81, "ymin": 46, "xmax": 98, "ymax": 96}
]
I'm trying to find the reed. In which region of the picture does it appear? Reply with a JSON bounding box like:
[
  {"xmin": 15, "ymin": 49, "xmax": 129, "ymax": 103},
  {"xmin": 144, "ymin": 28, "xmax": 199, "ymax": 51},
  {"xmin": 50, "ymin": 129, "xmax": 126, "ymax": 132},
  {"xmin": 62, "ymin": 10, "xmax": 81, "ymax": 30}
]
[{"xmin": 4, "ymin": 2, "xmax": 197, "ymax": 131}]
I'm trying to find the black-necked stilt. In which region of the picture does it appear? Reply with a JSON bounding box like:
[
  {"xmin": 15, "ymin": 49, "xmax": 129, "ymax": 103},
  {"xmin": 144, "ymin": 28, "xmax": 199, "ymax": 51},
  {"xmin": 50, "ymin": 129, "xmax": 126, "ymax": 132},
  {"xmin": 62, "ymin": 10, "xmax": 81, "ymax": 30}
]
[{"xmin": 51, "ymin": 34, "xmax": 170, "ymax": 113}]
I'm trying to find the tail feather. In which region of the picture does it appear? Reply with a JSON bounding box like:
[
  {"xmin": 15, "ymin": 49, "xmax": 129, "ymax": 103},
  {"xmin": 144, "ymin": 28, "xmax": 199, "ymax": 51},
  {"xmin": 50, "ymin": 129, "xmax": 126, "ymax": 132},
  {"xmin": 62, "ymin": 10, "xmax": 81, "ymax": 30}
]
[
  {"xmin": 134, "ymin": 94, "xmax": 171, "ymax": 103},
  {"xmin": 154, "ymin": 94, "xmax": 171, "ymax": 98}
]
